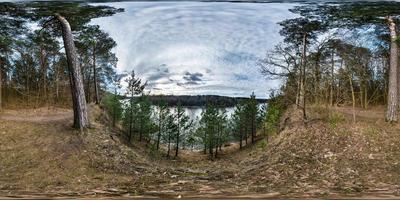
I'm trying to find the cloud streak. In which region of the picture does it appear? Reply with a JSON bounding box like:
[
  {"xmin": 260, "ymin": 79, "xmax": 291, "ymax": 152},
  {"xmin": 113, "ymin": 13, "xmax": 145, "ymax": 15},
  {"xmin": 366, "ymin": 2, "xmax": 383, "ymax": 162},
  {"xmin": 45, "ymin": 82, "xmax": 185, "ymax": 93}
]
[{"xmin": 90, "ymin": 2, "xmax": 298, "ymax": 98}]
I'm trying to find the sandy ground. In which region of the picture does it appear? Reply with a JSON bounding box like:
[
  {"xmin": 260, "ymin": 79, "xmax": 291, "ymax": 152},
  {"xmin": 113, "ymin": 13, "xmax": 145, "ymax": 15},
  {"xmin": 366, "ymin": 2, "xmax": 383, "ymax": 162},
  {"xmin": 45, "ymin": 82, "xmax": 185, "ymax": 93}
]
[
  {"xmin": 1, "ymin": 105, "xmax": 400, "ymax": 199},
  {"xmin": 0, "ymin": 107, "xmax": 72, "ymax": 123}
]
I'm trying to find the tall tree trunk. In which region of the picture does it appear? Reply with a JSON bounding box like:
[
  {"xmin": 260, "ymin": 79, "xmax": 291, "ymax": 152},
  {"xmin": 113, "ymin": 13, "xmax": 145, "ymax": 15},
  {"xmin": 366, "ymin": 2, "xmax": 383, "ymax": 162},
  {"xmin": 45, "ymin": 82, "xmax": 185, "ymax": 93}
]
[
  {"xmin": 128, "ymin": 97, "xmax": 133, "ymax": 142},
  {"xmin": 239, "ymin": 125, "xmax": 243, "ymax": 149},
  {"xmin": 175, "ymin": 114, "xmax": 180, "ymax": 157},
  {"xmin": 157, "ymin": 109, "xmax": 161, "ymax": 150},
  {"xmin": 139, "ymin": 118, "xmax": 142, "ymax": 142},
  {"xmin": 215, "ymin": 122, "xmax": 220, "ymax": 157},
  {"xmin": 299, "ymin": 33, "xmax": 307, "ymax": 119},
  {"xmin": 296, "ymin": 68, "xmax": 300, "ymax": 107},
  {"xmin": 203, "ymin": 130, "xmax": 207, "ymax": 154},
  {"xmin": 209, "ymin": 126, "xmax": 213, "ymax": 157},
  {"xmin": 245, "ymin": 125, "xmax": 248, "ymax": 145},
  {"xmin": 349, "ymin": 73, "xmax": 356, "ymax": 123},
  {"xmin": 330, "ymin": 51, "xmax": 335, "ymax": 107},
  {"xmin": 55, "ymin": 14, "xmax": 89, "ymax": 130},
  {"xmin": 39, "ymin": 45, "xmax": 47, "ymax": 105},
  {"xmin": 0, "ymin": 60, "xmax": 2, "ymax": 111},
  {"xmin": 364, "ymin": 84, "xmax": 368, "ymax": 109},
  {"xmin": 167, "ymin": 131, "xmax": 171, "ymax": 157},
  {"xmin": 86, "ymin": 64, "xmax": 91, "ymax": 103},
  {"xmin": 251, "ymin": 113, "xmax": 255, "ymax": 144},
  {"xmin": 386, "ymin": 16, "xmax": 398, "ymax": 122},
  {"xmin": 54, "ymin": 60, "xmax": 60, "ymax": 103},
  {"xmin": 314, "ymin": 54, "xmax": 321, "ymax": 104},
  {"xmin": 93, "ymin": 45, "xmax": 100, "ymax": 104},
  {"xmin": 112, "ymin": 87, "xmax": 117, "ymax": 127}
]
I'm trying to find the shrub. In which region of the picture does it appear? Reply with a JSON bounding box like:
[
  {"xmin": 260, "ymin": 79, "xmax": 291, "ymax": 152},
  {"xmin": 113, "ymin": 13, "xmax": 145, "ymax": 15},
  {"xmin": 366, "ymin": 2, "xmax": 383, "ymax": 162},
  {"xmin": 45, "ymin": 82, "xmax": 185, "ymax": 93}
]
[
  {"xmin": 102, "ymin": 93, "xmax": 123, "ymax": 126},
  {"xmin": 257, "ymin": 140, "xmax": 267, "ymax": 150}
]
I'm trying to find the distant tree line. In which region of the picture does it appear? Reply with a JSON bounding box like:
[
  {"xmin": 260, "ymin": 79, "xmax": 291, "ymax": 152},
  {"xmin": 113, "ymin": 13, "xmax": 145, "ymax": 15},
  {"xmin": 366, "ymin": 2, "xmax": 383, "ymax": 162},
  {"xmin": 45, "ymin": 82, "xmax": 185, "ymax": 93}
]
[
  {"xmin": 133, "ymin": 95, "xmax": 268, "ymax": 107},
  {"xmin": 103, "ymin": 76, "xmax": 268, "ymax": 159}
]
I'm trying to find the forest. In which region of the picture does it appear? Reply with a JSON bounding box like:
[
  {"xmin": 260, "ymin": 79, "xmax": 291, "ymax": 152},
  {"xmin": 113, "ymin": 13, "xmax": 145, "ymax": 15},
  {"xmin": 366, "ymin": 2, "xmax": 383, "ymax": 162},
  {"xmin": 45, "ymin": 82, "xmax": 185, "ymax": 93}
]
[
  {"xmin": 2, "ymin": 0, "xmax": 400, "ymax": 199},
  {"xmin": 260, "ymin": 2, "xmax": 400, "ymax": 122},
  {"xmin": 0, "ymin": 1, "xmax": 270, "ymax": 158},
  {"xmin": 126, "ymin": 94, "xmax": 267, "ymax": 107}
]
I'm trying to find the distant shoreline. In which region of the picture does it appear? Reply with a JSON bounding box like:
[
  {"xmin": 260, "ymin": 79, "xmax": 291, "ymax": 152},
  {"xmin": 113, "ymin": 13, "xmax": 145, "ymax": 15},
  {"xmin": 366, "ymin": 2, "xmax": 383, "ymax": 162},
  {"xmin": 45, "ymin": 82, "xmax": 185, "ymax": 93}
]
[{"xmin": 120, "ymin": 94, "xmax": 268, "ymax": 107}]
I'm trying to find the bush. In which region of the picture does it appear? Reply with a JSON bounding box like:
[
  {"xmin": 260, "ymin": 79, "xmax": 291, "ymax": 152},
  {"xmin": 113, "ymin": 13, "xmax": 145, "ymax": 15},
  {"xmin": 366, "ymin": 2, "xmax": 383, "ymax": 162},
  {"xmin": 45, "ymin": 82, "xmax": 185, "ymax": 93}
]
[
  {"xmin": 257, "ymin": 140, "xmax": 267, "ymax": 150},
  {"xmin": 102, "ymin": 93, "xmax": 123, "ymax": 126},
  {"xmin": 265, "ymin": 94, "xmax": 285, "ymax": 135}
]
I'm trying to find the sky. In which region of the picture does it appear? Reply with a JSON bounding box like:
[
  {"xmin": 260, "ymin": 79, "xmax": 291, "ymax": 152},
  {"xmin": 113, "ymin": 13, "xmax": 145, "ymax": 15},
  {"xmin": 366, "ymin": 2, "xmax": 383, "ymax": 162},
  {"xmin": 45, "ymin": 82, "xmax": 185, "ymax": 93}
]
[{"xmin": 90, "ymin": 2, "xmax": 299, "ymax": 98}]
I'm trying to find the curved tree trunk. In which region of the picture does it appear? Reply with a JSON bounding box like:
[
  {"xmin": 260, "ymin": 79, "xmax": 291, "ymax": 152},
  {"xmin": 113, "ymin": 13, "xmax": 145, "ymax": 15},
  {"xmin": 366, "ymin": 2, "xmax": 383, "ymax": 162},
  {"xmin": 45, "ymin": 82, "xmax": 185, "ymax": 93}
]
[
  {"xmin": 386, "ymin": 16, "xmax": 398, "ymax": 122},
  {"xmin": 55, "ymin": 13, "xmax": 89, "ymax": 130}
]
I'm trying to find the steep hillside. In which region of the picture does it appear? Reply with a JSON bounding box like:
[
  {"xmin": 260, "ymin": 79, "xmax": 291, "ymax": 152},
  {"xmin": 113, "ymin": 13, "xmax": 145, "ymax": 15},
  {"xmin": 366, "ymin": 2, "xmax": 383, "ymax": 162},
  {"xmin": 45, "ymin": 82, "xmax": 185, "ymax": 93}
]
[
  {"xmin": 2, "ymin": 104, "xmax": 400, "ymax": 199},
  {"xmin": 238, "ymin": 105, "xmax": 400, "ymax": 197}
]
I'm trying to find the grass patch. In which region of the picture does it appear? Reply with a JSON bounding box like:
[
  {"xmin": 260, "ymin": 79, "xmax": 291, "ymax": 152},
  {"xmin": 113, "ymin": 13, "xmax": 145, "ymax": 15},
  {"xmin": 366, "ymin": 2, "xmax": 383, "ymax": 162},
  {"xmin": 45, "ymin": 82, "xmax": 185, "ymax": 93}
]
[
  {"xmin": 328, "ymin": 112, "xmax": 345, "ymax": 129},
  {"xmin": 256, "ymin": 140, "xmax": 267, "ymax": 150}
]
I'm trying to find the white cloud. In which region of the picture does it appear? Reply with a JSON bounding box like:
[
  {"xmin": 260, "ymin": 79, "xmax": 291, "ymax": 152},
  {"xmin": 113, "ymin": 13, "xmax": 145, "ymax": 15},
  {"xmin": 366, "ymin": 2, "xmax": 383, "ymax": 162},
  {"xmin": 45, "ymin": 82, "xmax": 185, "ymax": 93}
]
[{"xmin": 90, "ymin": 1, "xmax": 298, "ymax": 98}]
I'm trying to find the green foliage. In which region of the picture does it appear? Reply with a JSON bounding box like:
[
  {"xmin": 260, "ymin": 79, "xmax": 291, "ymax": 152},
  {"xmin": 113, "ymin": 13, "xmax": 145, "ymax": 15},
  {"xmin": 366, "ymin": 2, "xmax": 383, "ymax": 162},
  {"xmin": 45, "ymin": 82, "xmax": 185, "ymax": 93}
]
[
  {"xmin": 156, "ymin": 99, "xmax": 169, "ymax": 151},
  {"xmin": 122, "ymin": 95, "xmax": 156, "ymax": 143},
  {"xmin": 102, "ymin": 92, "xmax": 123, "ymax": 126},
  {"xmin": 265, "ymin": 93, "xmax": 285, "ymax": 135},
  {"xmin": 137, "ymin": 95, "xmax": 156, "ymax": 141},
  {"xmin": 173, "ymin": 104, "xmax": 192, "ymax": 157},
  {"xmin": 256, "ymin": 140, "xmax": 267, "ymax": 150},
  {"xmin": 198, "ymin": 104, "xmax": 229, "ymax": 158},
  {"xmin": 265, "ymin": 104, "xmax": 281, "ymax": 134},
  {"xmin": 148, "ymin": 142, "xmax": 162, "ymax": 160},
  {"xmin": 164, "ymin": 112, "xmax": 177, "ymax": 157},
  {"xmin": 76, "ymin": 25, "xmax": 118, "ymax": 90},
  {"xmin": 230, "ymin": 93, "xmax": 261, "ymax": 148},
  {"xmin": 328, "ymin": 113, "xmax": 345, "ymax": 129}
]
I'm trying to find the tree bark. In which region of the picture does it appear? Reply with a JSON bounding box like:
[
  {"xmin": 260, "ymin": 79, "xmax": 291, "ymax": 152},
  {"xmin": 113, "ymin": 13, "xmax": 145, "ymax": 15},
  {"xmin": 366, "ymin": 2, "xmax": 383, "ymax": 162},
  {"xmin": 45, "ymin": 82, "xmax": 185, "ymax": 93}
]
[
  {"xmin": 239, "ymin": 125, "xmax": 243, "ymax": 149},
  {"xmin": 175, "ymin": 113, "xmax": 180, "ymax": 157},
  {"xmin": 386, "ymin": 16, "xmax": 398, "ymax": 122},
  {"xmin": 157, "ymin": 108, "xmax": 161, "ymax": 150},
  {"xmin": 349, "ymin": 73, "xmax": 356, "ymax": 123},
  {"xmin": 39, "ymin": 45, "xmax": 47, "ymax": 104},
  {"xmin": 167, "ymin": 131, "xmax": 171, "ymax": 157},
  {"xmin": 203, "ymin": 129, "xmax": 207, "ymax": 154},
  {"xmin": 54, "ymin": 60, "xmax": 60, "ymax": 103},
  {"xmin": 330, "ymin": 51, "xmax": 335, "ymax": 107},
  {"xmin": 129, "ymin": 97, "xmax": 133, "ymax": 142},
  {"xmin": 86, "ymin": 62, "xmax": 91, "ymax": 103},
  {"xmin": 55, "ymin": 14, "xmax": 89, "ymax": 130},
  {"xmin": 93, "ymin": 44, "xmax": 100, "ymax": 104},
  {"xmin": 0, "ymin": 59, "xmax": 2, "ymax": 111},
  {"xmin": 299, "ymin": 33, "xmax": 307, "ymax": 119}
]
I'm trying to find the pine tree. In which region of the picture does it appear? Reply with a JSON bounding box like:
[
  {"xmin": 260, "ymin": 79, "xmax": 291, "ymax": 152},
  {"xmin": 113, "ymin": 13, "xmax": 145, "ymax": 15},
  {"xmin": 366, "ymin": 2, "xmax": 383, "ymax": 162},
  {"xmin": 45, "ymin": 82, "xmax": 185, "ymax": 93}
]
[
  {"xmin": 174, "ymin": 104, "xmax": 191, "ymax": 157},
  {"xmin": 156, "ymin": 99, "xmax": 168, "ymax": 151}
]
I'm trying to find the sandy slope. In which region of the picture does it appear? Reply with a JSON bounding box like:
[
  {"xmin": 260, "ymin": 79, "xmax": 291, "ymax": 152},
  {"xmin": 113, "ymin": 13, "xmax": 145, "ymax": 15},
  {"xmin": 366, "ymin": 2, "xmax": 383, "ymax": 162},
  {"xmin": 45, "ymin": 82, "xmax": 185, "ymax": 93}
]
[{"xmin": 1, "ymin": 105, "xmax": 400, "ymax": 199}]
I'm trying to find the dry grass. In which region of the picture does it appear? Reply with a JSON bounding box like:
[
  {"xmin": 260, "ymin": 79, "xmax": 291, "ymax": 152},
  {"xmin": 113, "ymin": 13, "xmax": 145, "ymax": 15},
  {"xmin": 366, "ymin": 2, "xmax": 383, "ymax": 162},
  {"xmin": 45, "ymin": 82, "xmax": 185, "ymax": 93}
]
[
  {"xmin": 2, "ymin": 104, "xmax": 400, "ymax": 199},
  {"xmin": 237, "ymin": 105, "xmax": 400, "ymax": 196},
  {"xmin": 0, "ymin": 105, "xmax": 149, "ymax": 196}
]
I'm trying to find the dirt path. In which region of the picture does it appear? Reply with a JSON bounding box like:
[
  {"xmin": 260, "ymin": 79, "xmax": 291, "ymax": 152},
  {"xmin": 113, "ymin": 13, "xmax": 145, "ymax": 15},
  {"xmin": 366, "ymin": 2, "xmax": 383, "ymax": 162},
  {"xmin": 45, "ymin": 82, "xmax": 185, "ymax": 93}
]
[
  {"xmin": 330, "ymin": 106, "xmax": 384, "ymax": 121},
  {"xmin": 2, "ymin": 190, "xmax": 400, "ymax": 200},
  {"xmin": 0, "ymin": 107, "xmax": 72, "ymax": 123}
]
